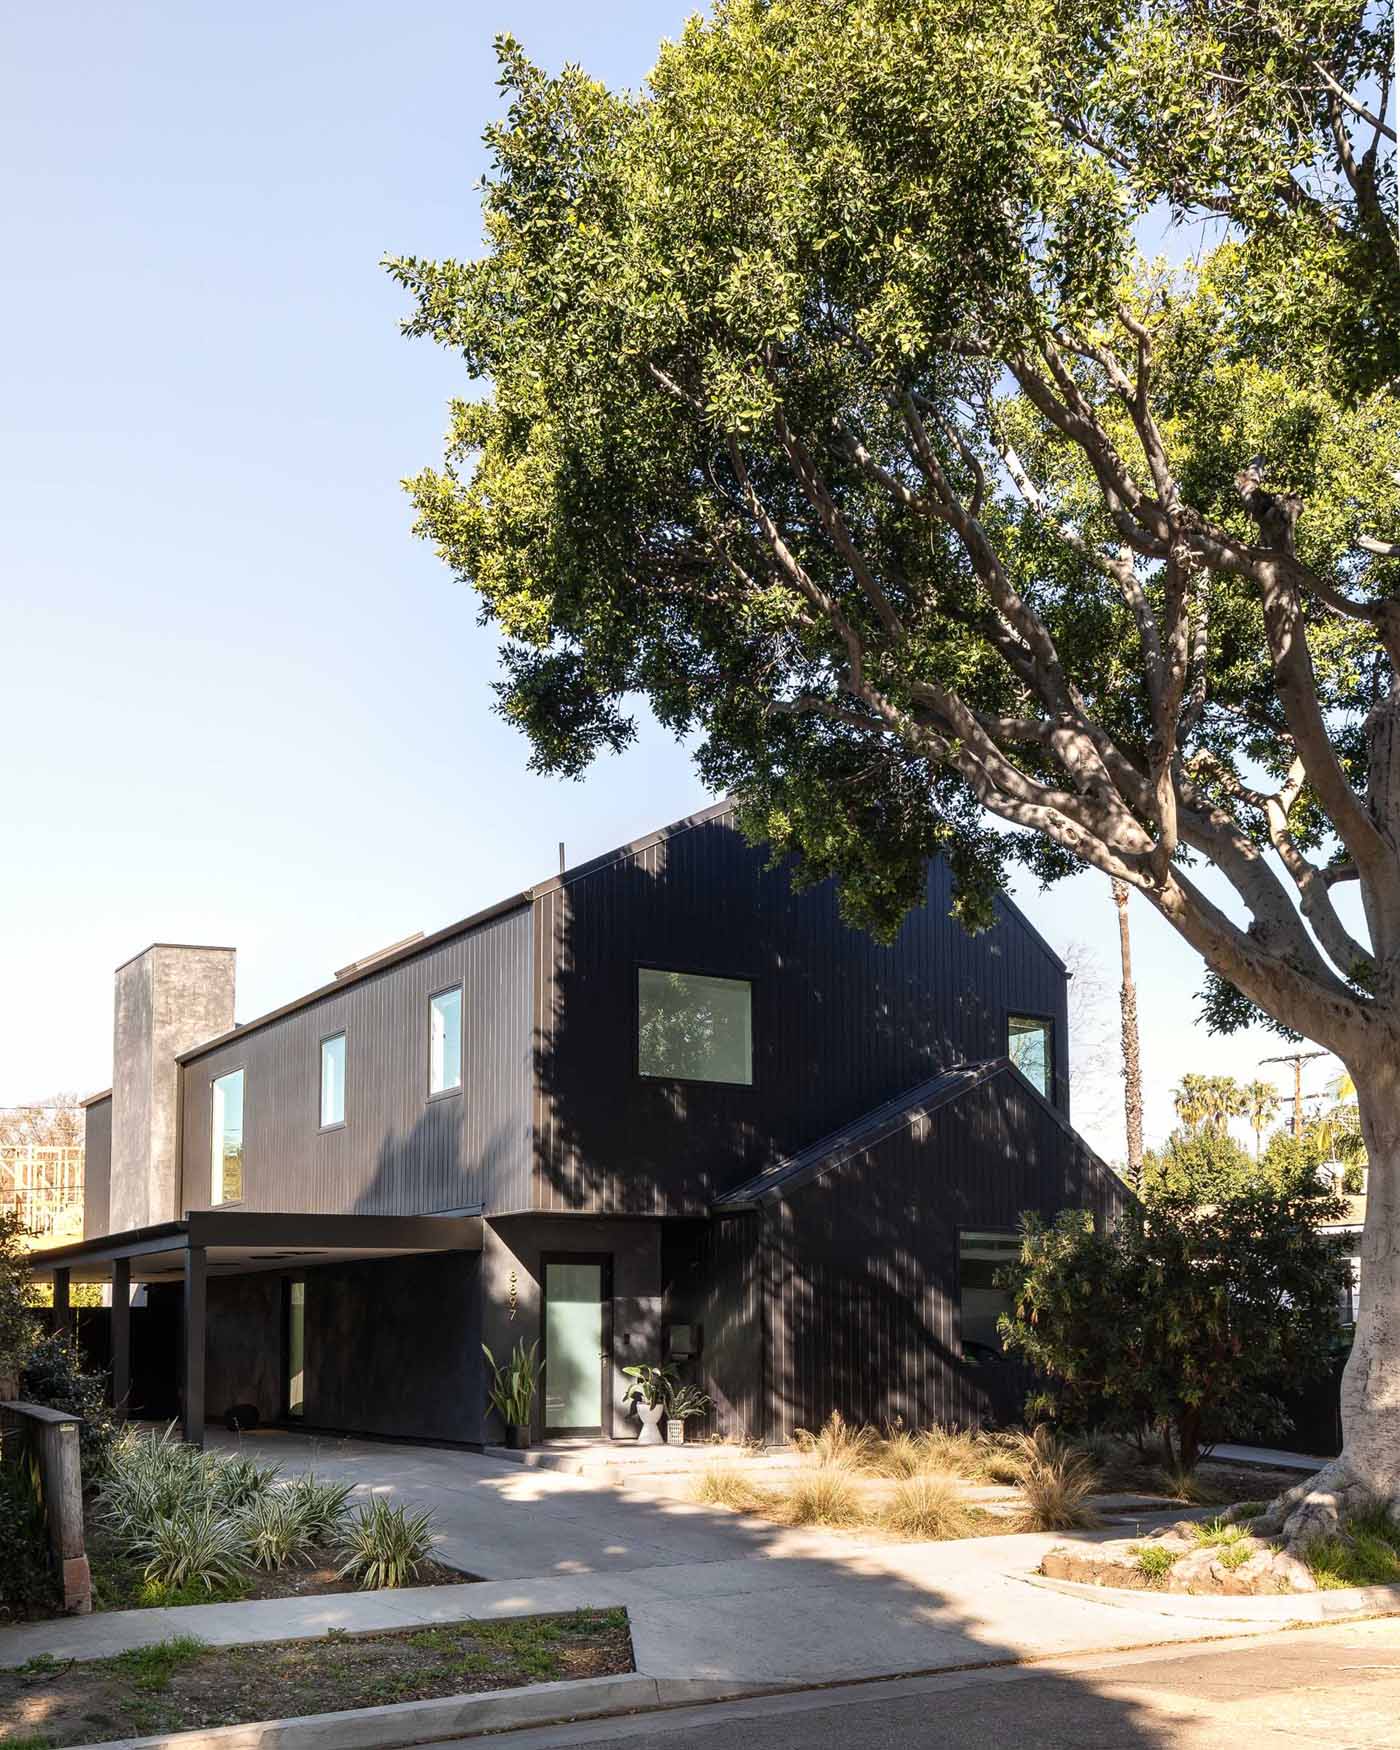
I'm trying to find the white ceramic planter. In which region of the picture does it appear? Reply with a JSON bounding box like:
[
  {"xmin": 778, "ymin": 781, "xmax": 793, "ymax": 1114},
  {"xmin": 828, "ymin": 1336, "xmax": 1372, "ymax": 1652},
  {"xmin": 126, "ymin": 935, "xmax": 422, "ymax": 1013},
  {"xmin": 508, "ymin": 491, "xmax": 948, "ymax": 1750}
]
[{"xmin": 635, "ymin": 1401, "xmax": 666, "ymax": 1444}]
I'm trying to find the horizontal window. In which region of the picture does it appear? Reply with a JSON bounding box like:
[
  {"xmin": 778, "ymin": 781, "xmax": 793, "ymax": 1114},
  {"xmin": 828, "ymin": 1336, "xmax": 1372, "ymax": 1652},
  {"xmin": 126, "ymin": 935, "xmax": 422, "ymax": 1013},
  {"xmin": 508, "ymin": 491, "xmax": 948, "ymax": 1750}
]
[
  {"xmin": 638, "ymin": 968, "xmax": 752, "ymax": 1086},
  {"xmin": 1008, "ymin": 1015, "xmax": 1052, "ymax": 1101},
  {"xmin": 320, "ymin": 1033, "xmax": 346, "ymax": 1127},
  {"xmin": 430, "ymin": 986, "xmax": 463, "ymax": 1095},
  {"xmin": 211, "ymin": 1069, "xmax": 244, "ymax": 1205}
]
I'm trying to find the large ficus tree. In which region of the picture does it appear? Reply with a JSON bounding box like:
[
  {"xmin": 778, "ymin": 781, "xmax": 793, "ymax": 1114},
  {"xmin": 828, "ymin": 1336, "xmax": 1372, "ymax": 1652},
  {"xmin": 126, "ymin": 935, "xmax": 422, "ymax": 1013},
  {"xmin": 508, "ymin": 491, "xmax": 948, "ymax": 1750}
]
[{"xmin": 389, "ymin": 0, "xmax": 1398, "ymax": 1539}]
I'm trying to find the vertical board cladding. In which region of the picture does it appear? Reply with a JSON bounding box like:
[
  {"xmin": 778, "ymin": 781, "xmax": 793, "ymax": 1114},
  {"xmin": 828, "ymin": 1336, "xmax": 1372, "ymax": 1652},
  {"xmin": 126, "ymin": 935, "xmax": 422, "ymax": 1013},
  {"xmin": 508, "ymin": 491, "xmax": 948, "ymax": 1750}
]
[
  {"xmin": 662, "ymin": 1217, "xmax": 764, "ymax": 1443},
  {"xmin": 531, "ymin": 805, "xmax": 1069, "ymax": 1217},
  {"xmin": 177, "ymin": 906, "xmax": 532, "ymax": 1218},
  {"xmin": 82, "ymin": 1097, "xmax": 112, "ymax": 1239},
  {"xmin": 759, "ymin": 1070, "xmax": 1128, "ymax": 1442},
  {"xmin": 302, "ymin": 1251, "xmax": 483, "ymax": 1442}
]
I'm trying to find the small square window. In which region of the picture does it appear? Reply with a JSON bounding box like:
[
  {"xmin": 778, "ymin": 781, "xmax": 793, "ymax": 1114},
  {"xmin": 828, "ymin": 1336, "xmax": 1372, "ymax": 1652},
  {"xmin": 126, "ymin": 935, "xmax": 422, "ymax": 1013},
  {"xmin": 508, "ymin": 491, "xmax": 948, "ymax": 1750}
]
[
  {"xmin": 639, "ymin": 968, "xmax": 752, "ymax": 1085},
  {"xmin": 211, "ymin": 1069, "xmax": 244, "ymax": 1205},
  {"xmin": 1008, "ymin": 1015, "xmax": 1053, "ymax": 1101},
  {"xmin": 429, "ymin": 987, "xmax": 463, "ymax": 1095},
  {"xmin": 320, "ymin": 1033, "xmax": 346, "ymax": 1128}
]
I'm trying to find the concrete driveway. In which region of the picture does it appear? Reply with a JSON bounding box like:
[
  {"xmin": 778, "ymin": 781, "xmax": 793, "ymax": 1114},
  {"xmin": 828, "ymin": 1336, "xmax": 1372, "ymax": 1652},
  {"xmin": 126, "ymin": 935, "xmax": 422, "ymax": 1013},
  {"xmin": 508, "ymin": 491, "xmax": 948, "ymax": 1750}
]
[
  {"xmin": 207, "ymin": 1427, "xmax": 788, "ymax": 1581},
  {"xmin": 193, "ymin": 1429, "xmax": 1341, "ymax": 1689}
]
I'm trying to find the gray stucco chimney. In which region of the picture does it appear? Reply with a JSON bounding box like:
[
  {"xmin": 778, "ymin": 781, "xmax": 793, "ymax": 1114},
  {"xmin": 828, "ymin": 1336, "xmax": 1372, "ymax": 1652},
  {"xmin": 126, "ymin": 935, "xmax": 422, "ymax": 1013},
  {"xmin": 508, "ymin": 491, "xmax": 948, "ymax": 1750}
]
[{"xmin": 109, "ymin": 944, "xmax": 236, "ymax": 1233}]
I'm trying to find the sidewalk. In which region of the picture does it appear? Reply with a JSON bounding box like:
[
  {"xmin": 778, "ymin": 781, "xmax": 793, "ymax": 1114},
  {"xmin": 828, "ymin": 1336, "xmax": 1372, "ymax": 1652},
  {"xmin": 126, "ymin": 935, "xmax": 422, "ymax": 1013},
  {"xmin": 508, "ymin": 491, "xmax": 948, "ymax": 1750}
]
[{"xmin": 0, "ymin": 1518, "xmax": 1313, "ymax": 1684}]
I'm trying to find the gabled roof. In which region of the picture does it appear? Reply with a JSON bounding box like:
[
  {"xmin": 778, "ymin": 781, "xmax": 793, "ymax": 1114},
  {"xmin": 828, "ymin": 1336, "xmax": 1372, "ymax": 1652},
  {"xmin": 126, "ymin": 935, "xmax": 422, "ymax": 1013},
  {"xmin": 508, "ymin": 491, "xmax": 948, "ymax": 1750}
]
[{"xmin": 713, "ymin": 1061, "xmax": 1006, "ymax": 1210}]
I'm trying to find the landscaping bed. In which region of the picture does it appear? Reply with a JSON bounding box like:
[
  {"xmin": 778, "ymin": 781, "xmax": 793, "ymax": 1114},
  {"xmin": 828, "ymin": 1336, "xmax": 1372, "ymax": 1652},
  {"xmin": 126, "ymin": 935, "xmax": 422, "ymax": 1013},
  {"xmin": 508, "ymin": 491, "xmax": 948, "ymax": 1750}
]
[
  {"xmin": 0, "ymin": 1608, "xmax": 633, "ymax": 1747},
  {"xmin": 85, "ymin": 1520, "xmax": 472, "ymax": 1615}
]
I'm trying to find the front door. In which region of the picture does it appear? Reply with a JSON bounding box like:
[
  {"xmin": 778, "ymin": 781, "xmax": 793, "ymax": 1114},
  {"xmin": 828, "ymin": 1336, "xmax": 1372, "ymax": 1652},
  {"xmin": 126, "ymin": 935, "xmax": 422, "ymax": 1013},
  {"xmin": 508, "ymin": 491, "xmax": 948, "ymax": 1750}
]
[{"xmin": 543, "ymin": 1258, "xmax": 611, "ymax": 1436}]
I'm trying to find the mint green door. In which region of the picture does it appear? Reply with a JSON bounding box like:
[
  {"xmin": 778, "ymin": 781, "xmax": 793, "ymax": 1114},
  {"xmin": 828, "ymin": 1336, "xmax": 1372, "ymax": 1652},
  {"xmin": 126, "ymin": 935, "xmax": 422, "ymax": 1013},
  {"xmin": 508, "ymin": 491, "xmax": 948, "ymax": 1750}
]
[{"xmin": 544, "ymin": 1262, "xmax": 604, "ymax": 1432}]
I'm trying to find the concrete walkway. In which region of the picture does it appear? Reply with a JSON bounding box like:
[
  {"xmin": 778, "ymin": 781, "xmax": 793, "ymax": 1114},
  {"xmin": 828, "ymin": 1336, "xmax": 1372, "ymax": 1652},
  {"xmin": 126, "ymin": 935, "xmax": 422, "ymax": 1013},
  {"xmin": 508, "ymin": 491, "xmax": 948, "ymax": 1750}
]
[{"xmin": 0, "ymin": 1430, "xmax": 1345, "ymax": 1686}]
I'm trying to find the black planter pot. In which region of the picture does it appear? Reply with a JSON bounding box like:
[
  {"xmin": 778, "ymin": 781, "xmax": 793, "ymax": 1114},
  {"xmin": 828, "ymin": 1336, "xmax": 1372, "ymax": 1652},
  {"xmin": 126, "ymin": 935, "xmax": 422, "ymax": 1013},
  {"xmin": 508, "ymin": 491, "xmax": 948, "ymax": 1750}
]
[{"xmin": 507, "ymin": 1423, "xmax": 532, "ymax": 1450}]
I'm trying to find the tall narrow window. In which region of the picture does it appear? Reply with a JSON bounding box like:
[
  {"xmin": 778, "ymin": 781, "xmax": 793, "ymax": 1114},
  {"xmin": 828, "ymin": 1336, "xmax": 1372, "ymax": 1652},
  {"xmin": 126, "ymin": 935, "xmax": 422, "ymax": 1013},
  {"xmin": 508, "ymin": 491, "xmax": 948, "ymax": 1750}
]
[
  {"xmin": 959, "ymin": 1230, "xmax": 1021, "ymax": 1356},
  {"xmin": 429, "ymin": 986, "xmax": 463, "ymax": 1094},
  {"xmin": 286, "ymin": 1279, "xmax": 305, "ymax": 1418},
  {"xmin": 320, "ymin": 1032, "xmax": 346, "ymax": 1128},
  {"xmin": 638, "ymin": 968, "xmax": 752, "ymax": 1085},
  {"xmin": 1008, "ymin": 1015, "xmax": 1053, "ymax": 1101},
  {"xmin": 210, "ymin": 1069, "xmax": 244, "ymax": 1204}
]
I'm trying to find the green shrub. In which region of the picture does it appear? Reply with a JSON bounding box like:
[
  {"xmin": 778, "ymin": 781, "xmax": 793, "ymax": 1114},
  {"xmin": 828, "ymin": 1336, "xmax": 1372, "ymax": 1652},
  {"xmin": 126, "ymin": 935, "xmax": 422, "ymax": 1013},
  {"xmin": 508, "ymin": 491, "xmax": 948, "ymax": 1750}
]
[
  {"xmin": 209, "ymin": 1454, "xmax": 281, "ymax": 1509},
  {"xmin": 240, "ymin": 1489, "xmax": 317, "ymax": 1571},
  {"xmin": 1134, "ymin": 1544, "xmax": 1178, "ymax": 1584},
  {"xmin": 134, "ymin": 1505, "xmax": 248, "ymax": 1594},
  {"xmin": 0, "ymin": 1456, "xmax": 58, "ymax": 1614},
  {"xmin": 1304, "ymin": 1506, "xmax": 1400, "ymax": 1590},
  {"xmin": 285, "ymin": 1473, "xmax": 354, "ymax": 1542},
  {"xmin": 20, "ymin": 1332, "xmax": 118, "ymax": 1479},
  {"xmin": 335, "ymin": 1499, "xmax": 436, "ymax": 1589}
]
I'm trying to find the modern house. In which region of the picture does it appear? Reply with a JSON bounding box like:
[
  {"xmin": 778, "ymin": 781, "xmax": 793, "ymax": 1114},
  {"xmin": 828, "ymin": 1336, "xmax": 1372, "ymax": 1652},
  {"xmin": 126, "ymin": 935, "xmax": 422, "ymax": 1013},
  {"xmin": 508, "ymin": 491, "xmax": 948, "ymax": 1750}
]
[{"xmin": 28, "ymin": 800, "xmax": 1126, "ymax": 1448}]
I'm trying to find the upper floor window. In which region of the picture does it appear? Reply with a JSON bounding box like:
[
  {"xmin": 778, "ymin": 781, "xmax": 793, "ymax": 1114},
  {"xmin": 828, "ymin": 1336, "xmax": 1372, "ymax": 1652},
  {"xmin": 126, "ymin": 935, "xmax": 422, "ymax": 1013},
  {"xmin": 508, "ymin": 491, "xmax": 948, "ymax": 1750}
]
[
  {"xmin": 638, "ymin": 968, "xmax": 752, "ymax": 1085},
  {"xmin": 211, "ymin": 1069, "xmax": 244, "ymax": 1204},
  {"xmin": 320, "ymin": 1032, "xmax": 346, "ymax": 1128},
  {"xmin": 1008, "ymin": 1015, "xmax": 1053, "ymax": 1102},
  {"xmin": 429, "ymin": 986, "xmax": 463, "ymax": 1095}
]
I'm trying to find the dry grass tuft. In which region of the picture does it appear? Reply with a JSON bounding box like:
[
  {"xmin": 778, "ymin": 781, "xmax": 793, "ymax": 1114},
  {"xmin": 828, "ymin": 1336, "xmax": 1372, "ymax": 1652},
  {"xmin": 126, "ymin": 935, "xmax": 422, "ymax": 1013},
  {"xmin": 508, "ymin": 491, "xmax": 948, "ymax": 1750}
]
[
  {"xmin": 792, "ymin": 1411, "xmax": 881, "ymax": 1471},
  {"xmin": 913, "ymin": 1427, "xmax": 987, "ymax": 1478},
  {"xmin": 881, "ymin": 1472, "xmax": 974, "ymax": 1540},
  {"xmin": 692, "ymin": 1466, "xmax": 767, "ymax": 1515},
  {"xmin": 872, "ymin": 1428, "xmax": 926, "ymax": 1478},
  {"xmin": 1156, "ymin": 1463, "xmax": 1226, "ymax": 1505},
  {"xmin": 1011, "ymin": 1426, "xmax": 1103, "ymax": 1531},
  {"xmin": 778, "ymin": 1467, "xmax": 865, "ymax": 1526}
]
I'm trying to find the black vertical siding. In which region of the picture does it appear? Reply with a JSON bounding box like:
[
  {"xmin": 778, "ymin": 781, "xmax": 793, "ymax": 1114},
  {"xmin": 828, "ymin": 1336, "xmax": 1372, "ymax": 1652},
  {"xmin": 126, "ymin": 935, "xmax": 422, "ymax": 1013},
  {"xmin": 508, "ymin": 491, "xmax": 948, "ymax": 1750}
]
[
  {"xmin": 532, "ymin": 806, "xmax": 1069, "ymax": 1217},
  {"xmin": 662, "ymin": 1216, "xmax": 764, "ymax": 1442},
  {"xmin": 178, "ymin": 906, "xmax": 532, "ymax": 1218},
  {"xmin": 82, "ymin": 1096, "xmax": 112, "ymax": 1238},
  {"xmin": 755, "ymin": 1069, "xmax": 1126, "ymax": 1441}
]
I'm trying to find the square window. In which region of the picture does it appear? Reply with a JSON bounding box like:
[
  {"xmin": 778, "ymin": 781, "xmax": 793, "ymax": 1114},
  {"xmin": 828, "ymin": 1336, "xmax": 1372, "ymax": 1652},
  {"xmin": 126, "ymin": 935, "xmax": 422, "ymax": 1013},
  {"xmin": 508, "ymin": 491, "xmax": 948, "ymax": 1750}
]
[
  {"xmin": 211, "ymin": 1070, "xmax": 244, "ymax": 1205},
  {"xmin": 638, "ymin": 968, "xmax": 752, "ymax": 1085},
  {"xmin": 320, "ymin": 1033, "xmax": 346, "ymax": 1128},
  {"xmin": 429, "ymin": 987, "xmax": 463, "ymax": 1094}
]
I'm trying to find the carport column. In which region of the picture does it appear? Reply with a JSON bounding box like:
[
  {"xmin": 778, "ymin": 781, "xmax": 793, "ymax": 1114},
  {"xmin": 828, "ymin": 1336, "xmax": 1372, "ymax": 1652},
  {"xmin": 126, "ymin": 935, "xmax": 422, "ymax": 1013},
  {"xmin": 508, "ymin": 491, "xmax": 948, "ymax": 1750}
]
[
  {"xmin": 52, "ymin": 1266, "xmax": 71, "ymax": 1339},
  {"xmin": 110, "ymin": 1257, "xmax": 131, "ymax": 1419},
  {"xmin": 182, "ymin": 1244, "xmax": 206, "ymax": 1448}
]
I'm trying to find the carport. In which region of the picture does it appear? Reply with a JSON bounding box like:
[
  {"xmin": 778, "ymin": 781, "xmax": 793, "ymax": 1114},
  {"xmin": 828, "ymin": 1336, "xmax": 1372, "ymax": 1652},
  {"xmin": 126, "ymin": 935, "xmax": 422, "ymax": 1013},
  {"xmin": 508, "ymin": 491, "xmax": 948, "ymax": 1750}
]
[{"xmin": 25, "ymin": 1210, "xmax": 483, "ymax": 1446}]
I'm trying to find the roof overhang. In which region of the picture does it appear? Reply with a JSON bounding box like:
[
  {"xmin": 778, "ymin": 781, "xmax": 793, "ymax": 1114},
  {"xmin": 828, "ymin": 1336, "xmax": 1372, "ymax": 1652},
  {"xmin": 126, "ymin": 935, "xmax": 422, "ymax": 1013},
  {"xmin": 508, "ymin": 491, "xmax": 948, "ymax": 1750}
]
[{"xmin": 22, "ymin": 1209, "xmax": 483, "ymax": 1285}]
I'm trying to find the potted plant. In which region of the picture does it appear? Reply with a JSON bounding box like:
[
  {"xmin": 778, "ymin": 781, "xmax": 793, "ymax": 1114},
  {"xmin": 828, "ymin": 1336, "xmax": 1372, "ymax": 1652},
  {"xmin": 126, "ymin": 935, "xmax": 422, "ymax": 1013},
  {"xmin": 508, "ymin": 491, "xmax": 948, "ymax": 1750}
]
[
  {"xmin": 664, "ymin": 1382, "xmax": 713, "ymax": 1445},
  {"xmin": 482, "ymin": 1339, "xmax": 541, "ymax": 1450},
  {"xmin": 622, "ymin": 1363, "xmax": 676, "ymax": 1445}
]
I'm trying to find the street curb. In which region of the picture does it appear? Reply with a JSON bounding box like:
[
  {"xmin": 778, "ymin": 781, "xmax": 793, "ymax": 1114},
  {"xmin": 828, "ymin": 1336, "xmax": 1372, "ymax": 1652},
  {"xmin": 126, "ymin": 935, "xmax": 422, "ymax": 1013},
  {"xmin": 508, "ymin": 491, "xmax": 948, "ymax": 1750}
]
[
  {"xmin": 1025, "ymin": 1572, "xmax": 1400, "ymax": 1622},
  {"xmin": 66, "ymin": 1672, "xmax": 683, "ymax": 1750}
]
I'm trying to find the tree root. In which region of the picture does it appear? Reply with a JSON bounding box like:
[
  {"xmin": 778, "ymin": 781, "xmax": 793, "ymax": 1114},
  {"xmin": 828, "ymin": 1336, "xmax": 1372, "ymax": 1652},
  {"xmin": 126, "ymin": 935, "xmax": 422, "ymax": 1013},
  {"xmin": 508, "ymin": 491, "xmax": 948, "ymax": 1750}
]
[{"xmin": 1236, "ymin": 1459, "xmax": 1397, "ymax": 1550}]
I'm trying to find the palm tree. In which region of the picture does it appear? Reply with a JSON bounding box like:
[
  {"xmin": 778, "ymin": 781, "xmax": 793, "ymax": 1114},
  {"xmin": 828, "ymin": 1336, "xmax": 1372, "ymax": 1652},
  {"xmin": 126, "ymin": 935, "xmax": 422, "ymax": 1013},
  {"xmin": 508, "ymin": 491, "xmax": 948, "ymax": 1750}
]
[
  {"xmin": 1172, "ymin": 1074, "xmax": 1214, "ymax": 1131},
  {"xmin": 1242, "ymin": 1078, "xmax": 1281, "ymax": 1158},
  {"xmin": 1112, "ymin": 879, "xmax": 1143, "ymax": 1188}
]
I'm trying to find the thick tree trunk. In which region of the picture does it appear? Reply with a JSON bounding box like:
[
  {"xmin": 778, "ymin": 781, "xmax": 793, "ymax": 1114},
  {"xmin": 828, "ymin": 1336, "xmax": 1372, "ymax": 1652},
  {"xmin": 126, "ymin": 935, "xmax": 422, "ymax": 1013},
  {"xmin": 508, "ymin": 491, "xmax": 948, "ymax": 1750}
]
[
  {"xmin": 1112, "ymin": 879, "xmax": 1144, "ymax": 1188},
  {"xmin": 1254, "ymin": 1055, "xmax": 1400, "ymax": 1544}
]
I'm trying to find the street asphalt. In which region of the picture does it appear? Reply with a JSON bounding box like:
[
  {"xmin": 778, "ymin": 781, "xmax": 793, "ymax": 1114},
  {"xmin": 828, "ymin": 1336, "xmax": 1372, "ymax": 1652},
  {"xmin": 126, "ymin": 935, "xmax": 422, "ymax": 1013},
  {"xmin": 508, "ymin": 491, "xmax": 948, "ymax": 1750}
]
[{"xmin": 448, "ymin": 1617, "xmax": 1400, "ymax": 1748}]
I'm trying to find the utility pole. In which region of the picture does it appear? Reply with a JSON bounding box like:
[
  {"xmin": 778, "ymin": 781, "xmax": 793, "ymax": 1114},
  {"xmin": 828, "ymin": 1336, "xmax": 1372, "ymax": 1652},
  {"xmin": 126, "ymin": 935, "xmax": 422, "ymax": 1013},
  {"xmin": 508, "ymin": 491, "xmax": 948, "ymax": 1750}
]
[
  {"xmin": 1259, "ymin": 1049, "xmax": 1328, "ymax": 1138},
  {"xmin": 1112, "ymin": 880, "xmax": 1144, "ymax": 1187}
]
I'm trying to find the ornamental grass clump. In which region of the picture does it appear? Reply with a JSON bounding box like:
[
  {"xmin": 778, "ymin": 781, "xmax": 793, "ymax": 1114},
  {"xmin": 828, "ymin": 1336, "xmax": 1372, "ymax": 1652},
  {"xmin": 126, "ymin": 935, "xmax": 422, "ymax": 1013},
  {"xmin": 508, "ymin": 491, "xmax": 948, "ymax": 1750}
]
[
  {"xmin": 240, "ymin": 1489, "xmax": 318, "ymax": 1572},
  {"xmin": 873, "ymin": 1427, "xmax": 924, "ymax": 1478},
  {"xmin": 335, "ymin": 1498, "xmax": 436, "ymax": 1590},
  {"xmin": 1011, "ymin": 1426, "xmax": 1102, "ymax": 1531},
  {"xmin": 792, "ymin": 1411, "xmax": 880, "ymax": 1471},
  {"xmin": 780, "ymin": 1467, "xmax": 863, "ymax": 1527},
  {"xmin": 692, "ymin": 1465, "xmax": 767, "ymax": 1514},
  {"xmin": 135, "ymin": 1504, "xmax": 248, "ymax": 1595},
  {"xmin": 285, "ymin": 1473, "xmax": 355, "ymax": 1543},
  {"xmin": 881, "ymin": 1472, "xmax": 973, "ymax": 1540}
]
